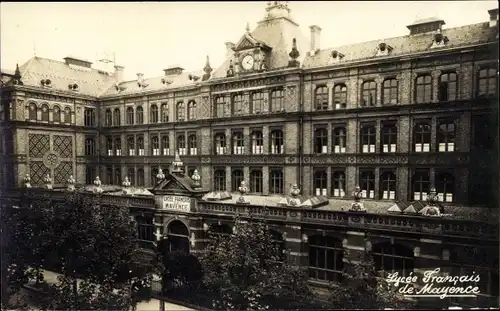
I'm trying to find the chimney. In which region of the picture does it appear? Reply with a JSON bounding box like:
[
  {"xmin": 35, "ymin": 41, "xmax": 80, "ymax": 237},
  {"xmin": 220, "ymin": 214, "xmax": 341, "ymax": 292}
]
[
  {"xmin": 309, "ymin": 25, "xmax": 322, "ymax": 55},
  {"xmin": 163, "ymin": 66, "xmax": 184, "ymax": 76},
  {"xmin": 488, "ymin": 8, "xmax": 499, "ymax": 27},
  {"xmin": 114, "ymin": 65, "xmax": 124, "ymax": 83},
  {"xmin": 225, "ymin": 42, "xmax": 235, "ymax": 58}
]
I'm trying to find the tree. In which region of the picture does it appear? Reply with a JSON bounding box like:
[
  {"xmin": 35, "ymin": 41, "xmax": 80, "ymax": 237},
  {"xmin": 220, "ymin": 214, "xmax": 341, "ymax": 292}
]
[{"xmin": 199, "ymin": 218, "xmax": 322, "ymax": 311}]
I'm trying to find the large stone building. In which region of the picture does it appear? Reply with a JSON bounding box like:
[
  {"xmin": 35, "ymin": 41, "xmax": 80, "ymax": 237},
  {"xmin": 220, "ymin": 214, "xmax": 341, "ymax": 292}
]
[{"xmin": 1, "ymin": 2, "xmax": 498, "ymax": 308}]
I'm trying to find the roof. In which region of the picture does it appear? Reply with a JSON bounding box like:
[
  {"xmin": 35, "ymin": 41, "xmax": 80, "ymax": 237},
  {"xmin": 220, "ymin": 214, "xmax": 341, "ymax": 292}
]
[{"xmin": 302, "ymin": 22, "xmax": 497, "ymax": 69}]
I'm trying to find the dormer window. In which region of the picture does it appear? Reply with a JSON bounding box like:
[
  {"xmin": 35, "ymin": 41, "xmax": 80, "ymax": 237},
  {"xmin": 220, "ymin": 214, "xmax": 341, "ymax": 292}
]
[
  {"xmin": 161, "ymin": 78, "xmax": 173, "ymax": 85},
  {"xmin": 68, "ymin": 83, "xmax": 79, "ymax": 92},
  {"xmin": 329, "ymin": 50, "xmax": 345, "ymax": 64},
  {"xmin": 40, "ymin": 79, "xmax": 52, "ymax": 87},
  {"xmin": 115, "ymin": 84, "xmax": 126, "ymax": 92},
  {"xmin": 431, "ymin": 30, "xmax": 449, "ymax": 48},
  {"xmin": 188, "ymin": 74, "xmax": 200, "ymax": 82},
  {"xmin": 376, "ymin": 43, "xmax": 393, "ymax": 57}
]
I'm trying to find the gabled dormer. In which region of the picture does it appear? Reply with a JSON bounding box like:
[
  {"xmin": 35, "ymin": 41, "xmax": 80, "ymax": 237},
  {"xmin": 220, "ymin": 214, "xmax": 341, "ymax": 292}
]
[
  {"xmin": 376, "ymin": 42, "xmax": 393, "ymax": 57},
  {"xmin": 231, "ymin": 25, "xmax": 273, "ymax": 74},
  {"xmin": 430, "ymin": 29, "xmax": 449, "ymax": 49},
  {"xmin": 328, "ymin": 50, "xmax": 345, "ymax": 64}
]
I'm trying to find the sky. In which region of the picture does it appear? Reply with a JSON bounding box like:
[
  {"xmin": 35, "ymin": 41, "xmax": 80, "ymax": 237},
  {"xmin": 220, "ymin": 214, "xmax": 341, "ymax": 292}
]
[{"xmin": 1, "ymin": 1, "xmax": 498, "ymax": 80}]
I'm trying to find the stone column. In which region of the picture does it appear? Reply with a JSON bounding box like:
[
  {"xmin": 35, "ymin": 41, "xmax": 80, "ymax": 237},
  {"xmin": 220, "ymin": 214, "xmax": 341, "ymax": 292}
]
[
  {"xmin": 263, "ymin": 126, "xmax": 269, "ymax": 154},
  {"xmin": 262, "ymin": 166, "xmax": 269, "ymax": 194},
  {"xmin": 431, "ymin": 117, "xmax": 437, "ymax": 153},
  {"xmin": 225, "ymin": 165, "xmax": 231, "ymax": 192},
  {"xmin": 327, "ymin": 83, "xmax": 334, "ymax": 110},
  {"xmin": 431, "ymin": 70, "xmax": 442, "ymax": 104}
]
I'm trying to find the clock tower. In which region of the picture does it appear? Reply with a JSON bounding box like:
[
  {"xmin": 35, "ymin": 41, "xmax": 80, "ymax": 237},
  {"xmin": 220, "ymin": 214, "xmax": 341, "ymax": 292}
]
[{"xmin": 230, "ymin": 22, "xmax": 272, "ymax": 74}]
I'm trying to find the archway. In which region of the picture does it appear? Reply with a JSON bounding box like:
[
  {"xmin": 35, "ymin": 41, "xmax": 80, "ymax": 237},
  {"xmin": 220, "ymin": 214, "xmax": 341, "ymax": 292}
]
[{"xmin": 164, "ymin": 220, "xmax": 190, "ymax": 255}]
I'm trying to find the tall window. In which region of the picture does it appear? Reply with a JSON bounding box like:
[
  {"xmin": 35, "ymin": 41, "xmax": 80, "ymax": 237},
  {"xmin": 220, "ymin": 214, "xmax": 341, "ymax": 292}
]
[
  {"xmin": 415, "ymin": 75, "xmax": 432, "ymax": 103},
  {"xmin": 106, "ymin": 137, "xmax": 113, "ymax": 156},
  {"xmin": 106, "ymin": 166, "xmax": 113, "ymax": 184},
  {"xmin": 151, "ymin": 168, "xmax": 159, "ymax": 186},
  {"xmin": 472, "ymin": 115, "xmax": 493, "ymax": 150},
  {"xmin": 128, "ymin": 136, "xmax": 135, "ymax": 156},
  {"xmin": 232, "ymin": 132, "xmax": 244, "ymax": 155},
  {"xmin": 177, "ymin": 135, "xmax": 186, "ymax": 155},
  {"xmin": 150, "ymin": 104, "xmax": 159, "ymax": 123},
  {"xmin": 136, "ymin": 106, "xmax": 144, "ymax": 124},
  {"xmin": 381, "ymin": 123, "xmax": 397, "ymax": 153},
  {"xmin": 314, "ymin": 128, "xmax": 328, "ymax": 154},
  {"xmin": 361, "ymin": 125, "xmax": 376, "ymax": 153},
  {"xmin": 187, "ymin": 101, "xmax": 196, "ymax": 120},
  {"xmin": 333, "ymin": 84, "xmax": 347, "ymax": 109},
  {"xmin": 84, "ymin": 108, "xmax": 96, "ymax": 127},
  {"xmin": 315, "ymin": 86, "xmax": 328, "ymax": 111},
  {"xmin": 161, "ymin": 103, "xmax": 169, "ymax": 122},
  {"xmin": 308, "ymin": 236, "xmax": 343, "ymax": 282},
  {"xmin": 128, "ymin": 168, "xmax": 135, "ymax": 186},
  {"xmin": 361, "ymin": 81, "xmax": 377, "ymax": 107},
  {"xmin": 252, "ymin": 92, "xmax": 264, "ymax": 113},
  {"xmin": 136, "ymin": 136, "xmax": 144, "ymax": 156},
  {"xmin": 438, "ymin": 72, "xmax": 457, "ymax": 101},
  {"xmin": 232, "ymin": 94, "xmax": 246, "ymax": 115},
  {"xmin": 380, "ymin": 171, "xmax": 396, "ymax": 200},
  {"xmin": 188, "ymin": 134, "xmax": 197, "ymax": 155},
  {"xmin": 314, "ymin": 170, "xmax": 327, "ymax": 196},
  {"xmin": 137, "ymin": 168, "xmax": 145, "ymax": 187},
  {"xmin": 114, "ymin": 167, "xmax": 122, "ymax": 186},
  {"xmin": 53, "ymin": 106, "xmax": 61, "ymax": 123},
  {"xmin": 250, "ymin": 170, "xmax": 263, "ymax": 193},
  {"xmin": 413, "ymin": 122, "xmax": 431, "ymax": 152},
  {"xmin": 85, "ymin": 167, "xmax": 96, "ymax": 185},
  {"xmin": 412, "ymin": 169, "xmax": 430, "ymax": 201},
  {"xmin": 382, "ymin": 79, "xmax": 398, "ymax": 105},
  {"xmin": 331, "ymin": 170, "xmax": 346, "ymax": 197},
  {"xmin": 161, "ymin": 135, "xmax": 170, "ymax": 156},
  {"xmin": 214, "ymin": 133, "xmax": 226, "ymax": 155},
  {"xmin": 436, "ymin": 171, "xmax": 454, "ymax": 202},
  {"xmin": 136, "ymin": 216, "xmax": 155, "ymax": 245},
  {"xmin": 477, "ymin": 68, "xmax": 497, "ymax": 97},
  {"xmin": 126, "ymin": 107, "xmax": 134, "ymax": 125},
  {"xmin": 176, "ymin": 102, "xmax": 185, "ymax": 121},
  {"xmin": 113, "ymin": 108, "xmax": 121, "ymax": 126},
  {"xmin": 250, "ymin": 130, "xmax": 263, "ymax": 154},
  {"xmin": 270, "ymin": 129, "xmax": 284, "ymax": 154},
  {"xmin": 105, "ymin": 109, "xmax": 112, "ymax": 126},
  {"xmin": 114, "ymin": 137, "xmax": 122, "ymax": 156},
  {"xmin": 438, "ymin": 120, "xmax": 456, "ymax": 152},
  {"xmin": 360, "ymin": 170, "xmax": 375, "ymax": 199},
  {"xmin": 231, "ymin": 169, "xmax": 244, "ymax": 192},
  {"xmin": 332, "ymin": 127, "xmax": 346, "ymax": 153},
  {"xmin": 214, "ymin": 169, "xmax": 226, "ymax": 191},
  {"xmin": 270, "ymin": 89, "xmax": 284, "ymax": 112},
  {"xmin": 84, "ymin": 138, "xmax": 95, "ymax": 156},
  {"xmin": 269, "ymin": 169, "xmax": 284, "ymax": 194},
  {"xmin": 215, "ymin": 97, "xmax": 225, "ymax": 118},
  {"xmin": 40, "ymin": 104, "xmax": 49, "ymax": 122},
  {"xmin": 151, "ymin": 136, "xmax": 160, "ymax": 156},
  {"xmin": 373, "ymin": 243, "xmax": 414, "ymax": 277},
  {"xmin": 63, "ymin": 107, "xmax": 71, "ymax": 123},
  {"xmin": 28, "ymin": 103, "xmax": 37, "ymax": 121}
]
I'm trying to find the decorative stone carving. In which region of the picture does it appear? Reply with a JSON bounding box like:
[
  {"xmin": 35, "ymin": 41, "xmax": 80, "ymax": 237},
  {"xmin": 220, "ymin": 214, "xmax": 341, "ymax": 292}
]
[
  {"xmin": 67, "ymin": 175, "xmax": 76, "ymax": 192},
  {"xmin": 43, "ymin": 152, "xmax": 60, "ymax": 169},
  {"xmin": 43, "ymin": 174, "xmax": 53, "ymax": 190},
  {"xmin": 93, "ymin": 176, "xmax": 103, "ymax": 194},
  {"xmin": 349, "ymin": 186, "xmax": 366, "ymax": 212},
  {"xmin": 191, "ymin": 169, "xmax": 201, "ymax": 189},
  {"xmin": 24, "ymin": 174, "xmax": 32, "ymax": 188},
  {"xmin": 237, "ymin": 181, "xmax": 250, "ymax": 204}
]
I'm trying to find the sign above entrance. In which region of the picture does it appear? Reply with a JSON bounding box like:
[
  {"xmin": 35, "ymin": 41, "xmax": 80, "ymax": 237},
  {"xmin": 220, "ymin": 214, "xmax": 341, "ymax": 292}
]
[{"xmin": 162, "ymin": 195, "xmax": 192, "ymax": 212}]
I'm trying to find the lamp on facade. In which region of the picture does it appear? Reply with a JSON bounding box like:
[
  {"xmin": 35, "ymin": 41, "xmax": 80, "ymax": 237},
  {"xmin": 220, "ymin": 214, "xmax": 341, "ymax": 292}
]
[
  {"xmin": 349, "ymin": 185, "xmax": 366, "ymax": 212},
  {"xmin": 191, "ymin": 169, "xmax": 201, "ymax": 189},
  {"xmin": 156, "ymin": 168, "xmax": 165, "ymax": 181},
  {"xmin": 237, "ymin": 181, "xmax": 250, "ymax": 204},
  {"xmin": 67, "ymin": 175, "xmax": 76, "ymax": 192},
  {"xmin": 93, "ymin": 176, "xmax": 103, "ymax": 194},
  {"xmin": 43, "ymin": 174, "xmax": 53, "ymax": 190},
  {"xmin": 24, "ymin": 174, "xmax": 32, "ymax": 188}
]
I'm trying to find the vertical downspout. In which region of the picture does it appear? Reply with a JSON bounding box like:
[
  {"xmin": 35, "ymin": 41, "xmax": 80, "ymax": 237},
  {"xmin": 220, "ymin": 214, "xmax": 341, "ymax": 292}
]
[{"xmin": 298, "ymin": 70, "xmax": 304, "ymax": 188}]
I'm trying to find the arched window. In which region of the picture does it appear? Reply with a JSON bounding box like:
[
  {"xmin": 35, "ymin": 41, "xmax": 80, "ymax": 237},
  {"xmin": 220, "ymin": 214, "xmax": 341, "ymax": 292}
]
[
  {"xmin": 136, "ymin": 136, "xmax": 144, "ymax": 156},
  {"xmin": 127, "ymin": 136, "xmax": 135, "ymax": 156},
  {"xmin": 413, "ymin": 122, "xmax": 431, "ymax": 152},
  {"xmin": 361, "ymin": 125, "xmax": 376, "ymax": 153},
  {"xmin": 188, "ymin": 134, "xmax": 197, "ymax": 155},
  {"xmin": 232, "ymin": 131, "xmax": 244, "ymax": 155},
  {"xmin": 28, "ymin": 102, "xmax": 37, "ymax": 121},
  {"xmin": 415, "ymin": 75, "xmax": 432, "ymax": 103},
  {"xmin": 40, "ymin": 104, "xmax": 49, "ymax": 122},
  {"xmin": 231, "ymin": 169, "xmax": 244, "ymax": 192},
  {"xmin": 114, "ymin": 137, "xmax": 122, "ymax": 156},
  {"xmin": 136, "ymin": 106, "xmax": 144, "ymax": 124},
  {"xmin": 214, "ymin": 169, "xmax": 226, "ymax": 191},
  {"xmin": 270, "ymin": 89, "xmax": 284, "ymax": 112},
  {"xmin": 332, "ymin": 126, "xmax": 346, "ymax": 153},
  {"xmin": 382, "ymin": 78, "xmax": 398, "ymax": 105},
  {"xmin": 150, "ymin": 104, "xmax": 159, "ymax": 123},
  {"xmin": 373, "ymin": 243, "xmax": 414, "ymax": 277},
  {"xmin": 412, "ymin": 169, "xmax": 430, "ymax": 201},
  {"xmin": 161, "ymin": 135, "xmax": 170, "ymax": 155},
  {"xmin": 232, "ymin": 94, "xmax": 246, "ymax": 115},
  {"xmin": 106, "ymin": 136, "xmax": 113, "ymax": 156},
  {"xmin": 114, "ymin": 167, "xmax": 121, "ymax": 186},
  {"xmin": 308, "ymin": 235, "xmax": 343, "ymax": 282},
  {"xmin": 436, "ymin": 171, "xmax": 454, "ymax": 202},
  {"xmin": 360, "ymin": 169, "xmax": 375, "ymax": 199},
  {"xmin": 251, "ymin": 92, "xmax": 264, "ymax": 114},
  {"xmin": 270, "ymin": 129, "xmax": 283, "ymax": 154},
  {"xmin": 214, "ymin": 133, "xmax": 226, "ymax": 155},
  {"xmin": 250, "ymin": 170, "xmax": 263, "ymax": 193},
  {"xmin": 314, "ymin": 170, "xmax": 327, "ymax": 196},
  {"xmin": 438, "ymin": 120, "xmax": 456, "ymax": 152},
  {"xmin": 361, "ymin": 81, "xmax": 377, "ymax": 107},
  {"xmin": 187, "ymin": 101, "xmax": 196, "ymax": 120},
  {"xmin": 314, "ymin": 128, "xmax": 328, "ymax": 154},
  {"xmin": 215, "ymin": 97, "xmax": 225, "ymax": 118},
  {"xmin": 52, "ymin": 106, "xmax": 61, "ymax": 123},
  {"xmin": 113, "ymin": 108, "xmax": 121, "ymax": 126},
  {"xmin": 136, "ymin": 168, "xmax": 145, "ymax": 187},
  {"xmin": 127, "ymin": 168, "xmax": 135, "ymax": 186},
  {"xmin": 166, "ymin": 220, "xmax": 190, "ymax": 254},
  {"xmin": 151, "ymin": 136, "xmax": 160, "ymax": 156},
  {"xmin": 84, "ymin": 108, "xmax": 95, "ymax": 127},
  {"xmin": 438, "ymin": 72, "xmax": 457, "ymax": 101},
  {"xmin": 105, "ymin": 109, "xmax": 112, "ymax": 126},
  {"xmin": 63, "ymin": 107, "xmax": 71, "ymax": 123},
  {"xmin": 176, "ymin": 102, "xmax": 185, "ymax": 121},
  {"xmin": 477, "ymin": 68, "xmax": 497, "ymax": 97},
  {"xmin": 251, "ymin": 130, "xmax": 263, "ymax": 154},
  {"xmin": 161, "ymin": 103, "xmax": 169, "ymax": 122},
  {"xmin": 331, "ymin": 170, "xmax": 346, "ymax": 197},
  {"xmin": 84, "ymin": 138, "xmax": 95, "ymax": 156},
  {"xmin": 380, "ymin": 171, "xmax": 397, "ymax": 200},
  {"xmin": 381, "ymin": 123, "xmax": 397, "ymax": 153},
  {"xmin": 333, "ymin": 84, "xmax": 347, "ymax": 109},
  {"xmin": 269, "ymin": 168, "xmax": 283, "ymax": 194},
  {"xmin": 315, "ymin": 86, "xmax": 328, "ymax": 111},
  {"xmin": 177, "ymin": 135, "xmax": 186, "ymax": 155}
]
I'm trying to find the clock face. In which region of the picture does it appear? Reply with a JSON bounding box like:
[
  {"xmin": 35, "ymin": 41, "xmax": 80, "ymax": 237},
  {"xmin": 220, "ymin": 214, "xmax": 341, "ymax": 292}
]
[{"xmin": 242, "ymin": 55, "xmax": 255, "ymax": 70}]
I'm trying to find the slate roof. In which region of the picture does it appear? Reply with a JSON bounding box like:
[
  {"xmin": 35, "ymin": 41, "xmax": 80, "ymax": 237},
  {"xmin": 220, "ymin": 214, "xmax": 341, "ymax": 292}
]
[{"xmin": 302, "ymin": 22, "xmax": 497, "ymax": 68}]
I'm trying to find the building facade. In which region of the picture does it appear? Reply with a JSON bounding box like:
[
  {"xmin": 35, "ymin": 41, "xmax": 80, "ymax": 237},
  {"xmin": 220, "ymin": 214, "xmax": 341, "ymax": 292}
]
[{"xmin": 0, "ymin": 2, "xmax": 499, "ymax": 307}]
